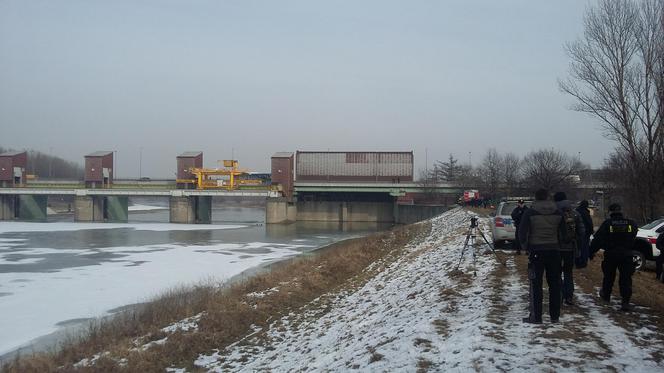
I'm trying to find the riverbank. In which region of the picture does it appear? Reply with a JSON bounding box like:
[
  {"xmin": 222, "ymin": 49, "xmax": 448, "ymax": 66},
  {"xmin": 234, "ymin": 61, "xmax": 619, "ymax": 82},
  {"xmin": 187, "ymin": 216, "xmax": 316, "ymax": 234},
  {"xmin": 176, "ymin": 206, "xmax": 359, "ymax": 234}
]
[
  {"xmin": 6, "ymin": 207, "xmax": 664, "ymax": 372},
  {"xmin": 1, "ymin": 220, "xmax": 426, "ymax": 372}
]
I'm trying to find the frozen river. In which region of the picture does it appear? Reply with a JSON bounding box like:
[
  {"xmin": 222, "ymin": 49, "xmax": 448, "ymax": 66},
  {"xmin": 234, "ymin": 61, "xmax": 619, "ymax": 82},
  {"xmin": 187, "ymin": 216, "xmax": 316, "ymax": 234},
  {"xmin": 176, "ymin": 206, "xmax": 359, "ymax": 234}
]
[{"xmin": 0, "ymin": 199, "xmax": 390, "ymax": 358}]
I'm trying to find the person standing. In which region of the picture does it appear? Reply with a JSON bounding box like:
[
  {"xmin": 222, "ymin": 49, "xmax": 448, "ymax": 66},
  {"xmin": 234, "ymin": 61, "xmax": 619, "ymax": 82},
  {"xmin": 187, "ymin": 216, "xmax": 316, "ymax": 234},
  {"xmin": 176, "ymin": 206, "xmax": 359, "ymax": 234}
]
[
  {"xmin": 575, "ymin": 200, "xmax": 594, "ymax": 268},
  {"xmin": 511, "ymin": 199, "xmax": 528, "ymax": 255},
  {"xmin": 590, "ymin": 203, "xmax": 638, "ymax": 311},
  {"xmin": 519, "ymin": 189, "xmax": 562, "ymax": 324},
  {"xmin": 554, "ymin": 192, "xmax": 585, "ymax": 306},
  {"xmin": 655, "ymin": 232, "xmax": 664, "ymax": 282}
]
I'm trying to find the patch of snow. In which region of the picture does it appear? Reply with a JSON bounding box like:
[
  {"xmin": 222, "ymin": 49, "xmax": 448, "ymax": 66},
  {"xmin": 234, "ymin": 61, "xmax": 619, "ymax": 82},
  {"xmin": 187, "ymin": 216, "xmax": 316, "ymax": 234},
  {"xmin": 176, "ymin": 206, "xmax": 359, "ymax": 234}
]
[
  {"xmin": 128, "ymin": 204, "xmax": 168, "ymax": 212},
  {"xmin": 162, "ymin": 313, "xmax": 205, "ymax": 334},
  {"xmin": 73, "ymin": 351, "xmax": 109, "ymax": 368},
  {"xmin": 246, "ymin": 287, "xmax": 279, "ymax": 299},
  {"xmin": 165, "ymin": 368, "xmax": 187, "ymax": 373},
  {"xmin": 139, "ymin": 336, "xmax": 168, "ymax": 351}
]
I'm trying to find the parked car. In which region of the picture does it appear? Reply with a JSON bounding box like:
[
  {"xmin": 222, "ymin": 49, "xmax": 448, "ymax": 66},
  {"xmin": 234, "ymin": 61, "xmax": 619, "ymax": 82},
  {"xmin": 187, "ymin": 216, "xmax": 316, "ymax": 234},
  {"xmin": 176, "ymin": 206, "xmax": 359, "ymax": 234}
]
[
  {"xmin": 631, "ymin": 217, "xmax": 664, "ymax": 269},
  {"xmin": 490, "ymin": 199, "xmax": 532, "ymax": 249}
]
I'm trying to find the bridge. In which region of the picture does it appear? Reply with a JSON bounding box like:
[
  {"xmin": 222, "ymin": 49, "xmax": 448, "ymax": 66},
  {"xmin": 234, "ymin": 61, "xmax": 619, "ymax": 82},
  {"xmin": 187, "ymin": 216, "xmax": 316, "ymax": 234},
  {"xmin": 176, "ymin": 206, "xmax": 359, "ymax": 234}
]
[
  {"xmin": 0, "ymin": 149, "xmax": 612, "ymax": 225},
  {"xmin": 0, "ymin": 181, "xmax": 457, "ymax": 225},
  {"xmin": 0, "ymin": 187, "xmax": 274, "ymax": 224}
]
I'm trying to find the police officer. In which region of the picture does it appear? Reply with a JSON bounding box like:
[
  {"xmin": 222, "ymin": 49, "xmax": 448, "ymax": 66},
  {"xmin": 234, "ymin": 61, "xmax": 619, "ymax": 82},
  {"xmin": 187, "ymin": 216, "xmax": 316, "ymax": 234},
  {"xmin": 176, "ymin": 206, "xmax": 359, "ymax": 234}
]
[
  {"xmin": 590, "ymin": 203, "xmax": 638, "ymax": 311},
  {"xmin": 511, "ymin": 199, "xmax": 528, "ymax": 255}
]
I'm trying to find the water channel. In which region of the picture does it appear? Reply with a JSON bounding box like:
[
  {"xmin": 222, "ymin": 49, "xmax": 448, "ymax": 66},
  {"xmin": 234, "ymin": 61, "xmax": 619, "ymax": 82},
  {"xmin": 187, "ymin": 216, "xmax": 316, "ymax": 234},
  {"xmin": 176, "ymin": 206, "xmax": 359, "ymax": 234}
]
[{"xmin": 0, "ymin": 197, "xmax": 391, "ymax": 360}]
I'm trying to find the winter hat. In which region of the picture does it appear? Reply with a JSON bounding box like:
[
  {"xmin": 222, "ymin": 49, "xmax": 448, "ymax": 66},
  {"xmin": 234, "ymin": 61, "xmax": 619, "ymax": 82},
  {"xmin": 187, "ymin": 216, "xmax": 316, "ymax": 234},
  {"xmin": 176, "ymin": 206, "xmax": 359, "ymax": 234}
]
[
  {"xmin": 579, "ymin": 200, "xmax": 589, "ymax": 208},
  {"xmin": 609, "ymin": 203, "xmax": 622, "ymax": 213},
  {"xmin": 553, "ymin": 192, "xmax": 567, "ymax": 202}
]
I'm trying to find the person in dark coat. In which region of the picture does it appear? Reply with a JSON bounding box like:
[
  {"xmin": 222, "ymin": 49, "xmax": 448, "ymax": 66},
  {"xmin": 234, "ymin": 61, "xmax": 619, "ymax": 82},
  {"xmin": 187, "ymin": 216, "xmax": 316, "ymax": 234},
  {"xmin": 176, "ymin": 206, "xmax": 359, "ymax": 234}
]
[
  {"xmin": 554, "ymin": 192, "xmax": 585, "ymax": 306},
  {"xmin": 575, "ymin": 200, "xmax": 593, "ymax": 268},
  {"xmin": 519, "ymin": 189, "xmax": 562, "ymax": 324},
  {"xmin": 590, "ymin": 203, "xmax": 638, "ymax": 311},
  {"xmin": 655, "ymin": 232, "xmax": 664, "ymax": 282},
  {"xmin": 511, "ymin": 199, "xmax": 528, "ymax": 255}
]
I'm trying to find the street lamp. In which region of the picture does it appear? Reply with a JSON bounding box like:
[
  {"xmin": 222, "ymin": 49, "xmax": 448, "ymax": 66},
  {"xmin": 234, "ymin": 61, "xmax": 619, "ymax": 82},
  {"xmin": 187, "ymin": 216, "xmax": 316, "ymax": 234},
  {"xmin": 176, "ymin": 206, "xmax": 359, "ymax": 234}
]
[
  {"xmin": 139, "ymin": 147, "xmax": 143, "ymax": 179},
  {"xmin": 49, "ymin": 147, "xmax": 53, "ymax": 178}
]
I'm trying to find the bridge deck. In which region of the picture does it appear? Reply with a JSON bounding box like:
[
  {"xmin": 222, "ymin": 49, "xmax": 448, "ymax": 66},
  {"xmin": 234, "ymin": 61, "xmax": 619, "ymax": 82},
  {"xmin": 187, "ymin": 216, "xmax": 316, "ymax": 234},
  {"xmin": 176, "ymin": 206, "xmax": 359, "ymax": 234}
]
[
  {"xmin": 0, "ymin": 188, "xmax": 271, "ymax": 197},
  {"xmin": 293, "ymin": 182, "xmax": 462, "ymax": 196}
]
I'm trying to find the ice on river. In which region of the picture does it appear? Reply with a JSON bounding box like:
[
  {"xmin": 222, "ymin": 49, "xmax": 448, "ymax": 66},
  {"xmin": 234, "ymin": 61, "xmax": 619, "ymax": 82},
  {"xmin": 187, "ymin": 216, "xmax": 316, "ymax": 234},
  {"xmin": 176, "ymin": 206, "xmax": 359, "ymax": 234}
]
[
  {"xmin": 0, "ymin": 221, "xmax": 244, "ymax": 234},
  {"xmin": 0, "ymin": 222, "xmax": 308, "ymax": 356}
]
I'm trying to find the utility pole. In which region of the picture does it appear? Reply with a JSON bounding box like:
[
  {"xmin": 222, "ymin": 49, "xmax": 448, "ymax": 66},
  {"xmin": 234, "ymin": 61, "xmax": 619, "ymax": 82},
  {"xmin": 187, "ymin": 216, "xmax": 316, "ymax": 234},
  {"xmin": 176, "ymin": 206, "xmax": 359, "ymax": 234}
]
[
  {"xmin": 425, "ymin": 147, "xmax": 428, "ymax": 183},
  {"xmin": 139, "ymin": 147, "xmax": 143, "ymax": 178},
  {"xmin": 49, "ymin": 147, "xmax": 53, "ymax": 178}
]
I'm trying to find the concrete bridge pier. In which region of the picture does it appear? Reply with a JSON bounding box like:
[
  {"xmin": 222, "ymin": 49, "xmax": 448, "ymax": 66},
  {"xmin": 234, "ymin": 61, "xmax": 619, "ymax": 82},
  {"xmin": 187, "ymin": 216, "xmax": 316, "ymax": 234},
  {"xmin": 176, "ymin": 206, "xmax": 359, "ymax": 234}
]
[
  {"xmin": 74, "ymin": 196, "xmax": 104, "ymax": 222},
  {"xmin": 74, "ymin": 195, "xmax": 129, "ymax": 222},
  {"xmin": 0, "ymin": 195, "xmax": 47, "ymax": 221},
  {"xmin": 169, "ymin": 196, "xmax": 212, "ymax": 224},
  {"xmin": 266, "ymin": 198, "xmax": 297, "ymax": 224},
  {"xmin": 0, "ymin": 195, "xmax": 18, "ymax": 220}
]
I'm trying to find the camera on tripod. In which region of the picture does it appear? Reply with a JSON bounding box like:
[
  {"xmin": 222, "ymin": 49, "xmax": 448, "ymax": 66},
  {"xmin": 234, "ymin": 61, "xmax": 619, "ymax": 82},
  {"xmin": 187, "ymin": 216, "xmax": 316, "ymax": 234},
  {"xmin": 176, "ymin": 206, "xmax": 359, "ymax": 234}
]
[{"xmin": 455, "ymin": 215, "xmax": 505, "ymax": 274}]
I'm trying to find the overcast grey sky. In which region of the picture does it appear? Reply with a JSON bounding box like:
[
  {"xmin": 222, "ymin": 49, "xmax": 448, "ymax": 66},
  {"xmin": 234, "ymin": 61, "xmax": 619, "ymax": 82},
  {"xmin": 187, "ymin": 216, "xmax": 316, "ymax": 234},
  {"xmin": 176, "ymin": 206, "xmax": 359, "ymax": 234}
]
[{"xmin": 0, "ymin": 0, "xmax": 612, "ymax": 178}]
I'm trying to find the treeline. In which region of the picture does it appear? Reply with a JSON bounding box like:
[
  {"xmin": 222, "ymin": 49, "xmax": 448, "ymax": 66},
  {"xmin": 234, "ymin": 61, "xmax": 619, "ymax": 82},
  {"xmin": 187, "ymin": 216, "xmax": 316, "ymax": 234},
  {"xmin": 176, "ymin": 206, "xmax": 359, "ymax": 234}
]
[
  {"xmin": 0, "ymin": 146, "xmax": 84, "ymax": 179},
  {"xmin": 421, "ymin": 148, "xmax": 588, "ymax": 200}
]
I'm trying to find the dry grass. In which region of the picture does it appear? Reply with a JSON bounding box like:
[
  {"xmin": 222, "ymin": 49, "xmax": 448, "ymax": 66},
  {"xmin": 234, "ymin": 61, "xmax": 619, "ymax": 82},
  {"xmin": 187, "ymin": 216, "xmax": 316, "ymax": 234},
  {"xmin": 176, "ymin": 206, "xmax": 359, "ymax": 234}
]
[{"xmin": 1, "ymin": 223, "xmax": 427, "ymax": 373}]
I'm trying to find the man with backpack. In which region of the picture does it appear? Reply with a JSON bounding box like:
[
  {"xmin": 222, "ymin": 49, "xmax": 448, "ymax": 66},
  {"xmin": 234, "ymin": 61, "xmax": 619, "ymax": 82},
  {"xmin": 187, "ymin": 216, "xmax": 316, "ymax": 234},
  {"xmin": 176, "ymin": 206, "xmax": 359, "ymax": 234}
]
[
  {"xmin": 590, "ymin": 203, "xmax": 638, "ymax": 311},
  {"xmin": 554, "ymin": 192, "xmax": 585, "ymax": 306},
  {"xmin": 511, "ymin": 199, "xmax": 528, "ymax": 255},
  {"xmin": 519, "ymin": 189, "xmax": 562, "ymax": 324}
]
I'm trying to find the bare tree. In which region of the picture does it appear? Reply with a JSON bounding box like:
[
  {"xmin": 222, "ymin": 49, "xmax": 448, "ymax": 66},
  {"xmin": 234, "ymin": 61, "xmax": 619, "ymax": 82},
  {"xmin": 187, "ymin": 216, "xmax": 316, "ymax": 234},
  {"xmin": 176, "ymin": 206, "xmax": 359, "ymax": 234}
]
[
  {"xmin": 560, "ymin": 0, "xmax": 664, "ymax": 220},
  {"xmin": 502, "ymin": 152, "xmax": 523, "ymax": 196},
  {"xmin": 457, "ymin": 163, "xmax": 480, "ymax": 189},
  {"xmin": 522, "ymin": 149, "xmax": 582, "ymax": 192},
  {"xmin": 478, "ymin": 148, "xmax": 502, "ymax": 199}
]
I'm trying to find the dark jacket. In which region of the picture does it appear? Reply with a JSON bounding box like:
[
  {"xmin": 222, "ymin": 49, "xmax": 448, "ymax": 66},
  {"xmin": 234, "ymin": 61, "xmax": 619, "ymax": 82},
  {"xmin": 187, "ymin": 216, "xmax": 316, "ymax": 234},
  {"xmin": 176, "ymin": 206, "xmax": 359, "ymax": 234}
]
[
  {"xmin": 518, "ymin": 200, "xmax": 562, "ymax": 252},
  {"xmin": 555, "ymin": 199, "xmax": 586, "ymax": 252},
  {"xmin": 575, "ymin": 205, "xmax": 593, "ymax": 236},
  {"xmin": 657, "ymin": 232, "xmax": 664, "ymax": 252},
  {"xmin": 511, "ymin": 205, "xmax": 527, "ymax": 227},
  {"xmin": 590, "ymin": 212, "xmax": 638, "ymax": 257}
]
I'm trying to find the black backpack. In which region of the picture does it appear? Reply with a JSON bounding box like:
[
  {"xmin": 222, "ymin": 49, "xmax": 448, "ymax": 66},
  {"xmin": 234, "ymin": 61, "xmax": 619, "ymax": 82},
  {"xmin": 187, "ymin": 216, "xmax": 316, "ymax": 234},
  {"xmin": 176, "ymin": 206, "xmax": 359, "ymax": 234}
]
[{"xmin": 559, "ymin": 208, "xmax": 577, "ymax": 247}]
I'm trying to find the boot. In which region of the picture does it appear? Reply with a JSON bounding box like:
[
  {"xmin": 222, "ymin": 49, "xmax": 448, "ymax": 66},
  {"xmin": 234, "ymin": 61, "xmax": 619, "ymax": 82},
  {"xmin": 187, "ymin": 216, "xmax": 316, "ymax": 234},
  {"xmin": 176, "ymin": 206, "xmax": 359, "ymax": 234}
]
[
  {"xmin": 620, "ymin": 302, "xmax": 633, "ymax": 312},
  {"xmin": 599, "ymin": 289, "xmax": 610, "ymax": 303},
  {"xmin": 522, "ymin": 317, "xmax": 542, "ymax": 324}
]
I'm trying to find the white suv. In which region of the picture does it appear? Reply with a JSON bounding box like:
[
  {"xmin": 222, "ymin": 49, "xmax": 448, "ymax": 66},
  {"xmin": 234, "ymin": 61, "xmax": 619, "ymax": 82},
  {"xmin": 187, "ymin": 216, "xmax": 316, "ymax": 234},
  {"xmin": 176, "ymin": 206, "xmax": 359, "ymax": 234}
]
[
  {"xmin": 491, "ymin": 200, "xmax": 532, "ymax": 248},
  {"xmin": 636, "ymin": 218, "xmax": 664, "ymax": 258}
]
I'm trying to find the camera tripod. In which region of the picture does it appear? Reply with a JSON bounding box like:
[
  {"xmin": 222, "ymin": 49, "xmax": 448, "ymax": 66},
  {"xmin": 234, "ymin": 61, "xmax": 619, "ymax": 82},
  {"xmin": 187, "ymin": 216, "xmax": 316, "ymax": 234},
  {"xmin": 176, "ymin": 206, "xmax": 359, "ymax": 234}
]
[{"xmin": 455, "ymin": 217, "xmax": 505, "ymax": 275}]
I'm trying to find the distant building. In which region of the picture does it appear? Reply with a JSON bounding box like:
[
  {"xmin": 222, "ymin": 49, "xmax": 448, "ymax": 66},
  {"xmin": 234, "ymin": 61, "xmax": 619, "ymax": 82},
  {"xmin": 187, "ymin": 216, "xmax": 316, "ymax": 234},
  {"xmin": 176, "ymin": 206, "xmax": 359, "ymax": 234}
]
[
  {"xmin": 271, "ymin": 152, "xmax": 294, "ymax": 198},
  {"xmin": 176, "ymin": 151, "xmax": 203, "ymax": 189},
  {"xmin": 85, "ymin": 151, "xmax": 113, "ymax": 188},
  {"xmin": 0, "ymin": 151, "xmax": 27, "ymax": 187}
]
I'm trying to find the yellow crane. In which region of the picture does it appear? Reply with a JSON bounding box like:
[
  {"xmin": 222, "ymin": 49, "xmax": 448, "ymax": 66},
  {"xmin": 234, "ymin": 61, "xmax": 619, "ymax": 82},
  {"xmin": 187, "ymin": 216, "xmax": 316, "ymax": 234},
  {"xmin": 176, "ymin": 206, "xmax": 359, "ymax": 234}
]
[{"xmin": 189, "ymin": 160, "xmax": 248, "ymax": 190}]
